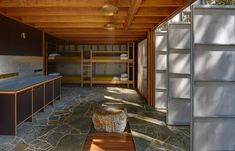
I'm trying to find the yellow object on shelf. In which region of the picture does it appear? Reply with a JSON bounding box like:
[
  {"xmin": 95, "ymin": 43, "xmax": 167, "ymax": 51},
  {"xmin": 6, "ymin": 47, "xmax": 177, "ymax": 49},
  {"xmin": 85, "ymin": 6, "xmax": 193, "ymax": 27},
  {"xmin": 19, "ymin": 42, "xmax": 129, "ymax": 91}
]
[
  {"xmin": 62, "ymin": 75, "xmax": 81, "ymax": 83},
  {"xmin": 92, "ymin": 75, "xmax": 117, "ymax": 81}
]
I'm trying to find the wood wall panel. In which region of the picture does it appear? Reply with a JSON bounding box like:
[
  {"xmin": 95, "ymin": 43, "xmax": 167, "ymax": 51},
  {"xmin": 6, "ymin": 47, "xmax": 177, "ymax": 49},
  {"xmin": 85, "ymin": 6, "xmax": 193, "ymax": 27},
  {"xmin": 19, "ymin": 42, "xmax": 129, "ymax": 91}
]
[{"xmin": 0, "ymin": 14, "xmax": 42, "ymax": 56}]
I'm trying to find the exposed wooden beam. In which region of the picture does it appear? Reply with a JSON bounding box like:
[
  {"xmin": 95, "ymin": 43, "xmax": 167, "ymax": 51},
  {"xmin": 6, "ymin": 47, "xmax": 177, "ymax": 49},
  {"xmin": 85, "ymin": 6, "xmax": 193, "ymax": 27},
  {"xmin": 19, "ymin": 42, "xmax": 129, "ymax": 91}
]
[
  {"xmin": 124, "ymin": 0, "xmax": 142, "ymax": 31},
  {"xmin": 53, "ymin": 34, "xmax": 146, "ymax": 38},
  {"xmin": 5, "ymin": 7, "xmax": 128, "ymax": 17},
  {"xmin": 0, "ymin": 0, "xmax": 185, "ymax": 7},
  {"xmin": 21, "ymin": 16, "xmax": 163, "ymax": 24},
  {"xmin": 140, "ymin": 0, "xmax": 185, "ymax": 7},
  {"xmin": 22, "ymin": 16, "xmax": 126, "ymax": 23},
  {"xmin": 71, "ymin": 41, "xmax": 129, "ymax": 45},
  {"xmin": 51, "ymin": 32, "xmax": 146, "ymax": 36},
  {"xmin": 43, "ymin": 28, "xmax": 150, "ymax": 32},
  {"xmin": 136, "ymin": 7, "xmax": 176, "ymax": 17},
  {"xmin": 35, "ymin": 23, "xmax": 155, "ymax": 29},
  {"xmin": 0, "ymin": 0, "xmax": 130, "ymax": 7}
]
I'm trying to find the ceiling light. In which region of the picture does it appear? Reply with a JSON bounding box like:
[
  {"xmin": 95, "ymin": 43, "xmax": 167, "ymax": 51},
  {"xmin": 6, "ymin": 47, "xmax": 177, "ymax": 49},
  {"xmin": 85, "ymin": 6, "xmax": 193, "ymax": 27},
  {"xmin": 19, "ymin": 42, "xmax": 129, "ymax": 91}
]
[
  {"xmin": 100, "ymin": 4, "xmax": 118, "ymax": 16},
  {"xmin": 104, "ymin": 23, "xmax": 116, "ymax": 30}
]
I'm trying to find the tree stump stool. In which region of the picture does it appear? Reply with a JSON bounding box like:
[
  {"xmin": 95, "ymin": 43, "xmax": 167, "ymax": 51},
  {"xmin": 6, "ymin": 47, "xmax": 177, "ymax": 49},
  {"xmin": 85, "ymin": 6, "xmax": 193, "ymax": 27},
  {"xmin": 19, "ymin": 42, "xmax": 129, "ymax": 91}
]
[{"xmin": 92, "ymin": 105, "xmax": 128, "ymax": 133}]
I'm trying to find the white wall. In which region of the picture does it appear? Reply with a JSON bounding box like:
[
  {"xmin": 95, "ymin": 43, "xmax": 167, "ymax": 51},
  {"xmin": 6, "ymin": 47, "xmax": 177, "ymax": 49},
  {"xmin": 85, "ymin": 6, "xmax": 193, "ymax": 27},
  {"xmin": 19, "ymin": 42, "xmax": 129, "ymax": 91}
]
[
  {"xmin": 138, "ymin": 39, "xmax": 147, "ymax": 98},
  {"xmin": 0, "ymin": 55, "xmax": 43, "ymax": 76}
]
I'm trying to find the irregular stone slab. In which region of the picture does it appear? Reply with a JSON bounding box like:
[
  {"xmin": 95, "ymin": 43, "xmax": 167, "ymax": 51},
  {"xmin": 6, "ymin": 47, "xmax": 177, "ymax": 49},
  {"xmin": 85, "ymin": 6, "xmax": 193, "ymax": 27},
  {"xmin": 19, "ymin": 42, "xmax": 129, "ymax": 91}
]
[
  {"xmin": 69, "ymin": 118, "xmax": 92, "ymax": 134},
  {"xmin": 92, "ymin": 106, "xmax": 128, "ymax": 133},
  {"xmin": 46, "ymin": 132, "xmax": 64, "ymax": 147},
  {"xmin": 55, "ymin": 134, "xmax": 86, "ymax": 151},
  {"xmin": 12, "ymin": 140, "xmax": 29, "ymax": 151}
]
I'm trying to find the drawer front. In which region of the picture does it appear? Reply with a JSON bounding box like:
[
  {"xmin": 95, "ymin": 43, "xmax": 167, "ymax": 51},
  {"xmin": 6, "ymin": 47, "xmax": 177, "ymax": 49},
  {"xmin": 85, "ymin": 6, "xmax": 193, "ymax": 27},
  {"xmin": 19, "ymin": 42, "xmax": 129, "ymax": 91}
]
[
  {"xmin": 54, "ymin": 79, "xmax": 61, "ymax": 99},
  {"xmin": 45, "ymin": 81, "xmax": 53, "ymax": 105},
  {"xmin": 17, "ymin": 89, "xmax": 32, "ymax": 125},
  {"xmin": 33, "ymin": 84, "xmax": 44, "ymax": 113}
]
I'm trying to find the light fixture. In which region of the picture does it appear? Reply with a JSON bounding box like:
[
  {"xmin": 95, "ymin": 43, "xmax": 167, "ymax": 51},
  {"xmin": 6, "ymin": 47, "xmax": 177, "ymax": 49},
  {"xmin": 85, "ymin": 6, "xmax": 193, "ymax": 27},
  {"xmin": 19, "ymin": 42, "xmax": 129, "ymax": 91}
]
[
  {"xmin": 99, "ymin": 4, "xmax": 118, "ymax": 16},
  {"xmin": 104, "ymin": 22, "xmax": 116, "ymax": 30},
  {"xmin": 20, "ymin": 32, "xmax": 27, "ymax": 39}
]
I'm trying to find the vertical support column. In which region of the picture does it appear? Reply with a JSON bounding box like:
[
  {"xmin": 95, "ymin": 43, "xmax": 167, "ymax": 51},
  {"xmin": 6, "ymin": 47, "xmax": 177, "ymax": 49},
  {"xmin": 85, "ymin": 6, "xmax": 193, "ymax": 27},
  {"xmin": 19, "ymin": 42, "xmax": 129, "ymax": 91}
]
[
  {"xmin": 90, "ymin": 50, "xmax": 92, "ymax": 87},
  {"xmin": 42, "ymin": 31, "xmax": 47, "ymax": 75},
  {"xmin": 81, "ymin": 50, "xmax": 83, "ymax": 88},
  {"xmin": 133, "ymin": 42, "xmax": 135, "ymax": 88},
  {"xmin": 127, "ymin": 42, "xmax": 130, "ymax": 88},
  {"xmin": 147, "ymin": 30, "xmax": 154, "ymax": 106}
]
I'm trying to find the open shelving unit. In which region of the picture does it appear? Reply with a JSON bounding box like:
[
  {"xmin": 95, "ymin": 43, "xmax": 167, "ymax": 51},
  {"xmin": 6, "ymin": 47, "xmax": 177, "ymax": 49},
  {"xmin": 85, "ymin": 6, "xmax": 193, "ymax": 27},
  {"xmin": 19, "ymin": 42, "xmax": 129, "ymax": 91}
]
[{"xmin": 47, "ymin": 43, "xmax": 135, "ymax": 88}]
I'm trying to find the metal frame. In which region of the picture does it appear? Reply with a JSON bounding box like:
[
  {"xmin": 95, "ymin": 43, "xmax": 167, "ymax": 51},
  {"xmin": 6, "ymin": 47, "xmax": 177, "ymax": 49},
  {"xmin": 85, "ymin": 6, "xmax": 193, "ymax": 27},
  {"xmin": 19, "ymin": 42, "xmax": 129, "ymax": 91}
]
[
  {"xmin": 167, "ymin": 22, "xmax": 192, "ymax": 125},
  {"xmin": 192, "ymin": 5, "xmax": 235, "ymax": 151},
  {"xmin": 154, "ymin": 31, "xmax": 168, "ymax": 110}
]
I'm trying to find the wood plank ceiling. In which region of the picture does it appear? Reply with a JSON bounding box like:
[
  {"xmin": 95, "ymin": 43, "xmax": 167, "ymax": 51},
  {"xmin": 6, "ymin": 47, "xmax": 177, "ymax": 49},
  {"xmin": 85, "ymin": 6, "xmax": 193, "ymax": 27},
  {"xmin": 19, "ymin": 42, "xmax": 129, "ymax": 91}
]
[{"xmin": 0, "ymin": 0, "xmax": 194, "ymax": 44}]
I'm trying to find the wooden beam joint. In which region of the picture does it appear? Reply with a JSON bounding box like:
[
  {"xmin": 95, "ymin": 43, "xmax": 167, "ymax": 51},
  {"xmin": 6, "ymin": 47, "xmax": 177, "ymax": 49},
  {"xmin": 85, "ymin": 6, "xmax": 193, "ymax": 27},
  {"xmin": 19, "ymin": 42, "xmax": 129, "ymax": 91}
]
[{"xmin": 124, "ymin": 0, "xmax": 142, "ymax": 31}]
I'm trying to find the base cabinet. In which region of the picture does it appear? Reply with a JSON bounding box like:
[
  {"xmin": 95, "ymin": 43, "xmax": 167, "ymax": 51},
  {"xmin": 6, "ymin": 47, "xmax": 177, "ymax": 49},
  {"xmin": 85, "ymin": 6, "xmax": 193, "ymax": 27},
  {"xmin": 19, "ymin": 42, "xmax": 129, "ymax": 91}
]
[
  {"xmin": 0, "ymin": 76, "xmax": 61, "ymax": 135},
  {"xmin": 33, "ymin": 84, "xmax": 44, "ymax": 113},
  {"xmin": 0, "ymin": 94, "xmax": 15, "ymax": 135},
  {"xmin": 45, "ymin": 81, "xmax": 53, "ymax": 105},
  {"xmin": 54, "ymin": 79, "xmax": 61, "ymax": 99},
  {"xmin": 17, "ymin": 89, "xmax": 32, "ymax": 125}
]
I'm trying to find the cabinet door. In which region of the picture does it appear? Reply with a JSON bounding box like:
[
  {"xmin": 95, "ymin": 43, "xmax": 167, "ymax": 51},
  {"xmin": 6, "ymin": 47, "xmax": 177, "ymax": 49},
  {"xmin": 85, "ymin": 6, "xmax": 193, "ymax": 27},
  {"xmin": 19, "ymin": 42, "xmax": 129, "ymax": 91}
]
[
  {"xmin": 33, "ymin": 84, "xmax": 44, "ymax": 113},
  {"xmin": 54, "ymin": 79, "xmax": 61, "ymax": 99},
  {"xmin": 17, "ymin": 89, "xmax": 32, "ymax": 125},
  {"xmin": 45, "ymin": 81, "xmax": 53, "ymax": 105}
]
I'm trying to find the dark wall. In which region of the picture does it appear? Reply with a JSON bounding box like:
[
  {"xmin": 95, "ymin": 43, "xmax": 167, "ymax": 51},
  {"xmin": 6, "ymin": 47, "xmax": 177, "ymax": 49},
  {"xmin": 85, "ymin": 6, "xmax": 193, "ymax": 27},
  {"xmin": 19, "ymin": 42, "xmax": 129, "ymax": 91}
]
[{"xmin": 0, "ymin": 15, "xmax": 42, "ymax": 56}]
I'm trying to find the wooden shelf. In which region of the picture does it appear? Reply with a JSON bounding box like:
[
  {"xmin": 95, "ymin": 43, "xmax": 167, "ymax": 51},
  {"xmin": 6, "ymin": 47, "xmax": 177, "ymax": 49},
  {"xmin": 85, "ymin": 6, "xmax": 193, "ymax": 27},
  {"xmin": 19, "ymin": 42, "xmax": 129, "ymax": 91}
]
[
  {"xmin": 61, "ymin": 75, "xmax": 81, "ymax": 84},
  {"xmin": 49, "ymin": 56, "xmax": 82, "ymax": 63},
  {"xmin": 47, "ymin": 43, "xmax": 135, "ymax": 87}
]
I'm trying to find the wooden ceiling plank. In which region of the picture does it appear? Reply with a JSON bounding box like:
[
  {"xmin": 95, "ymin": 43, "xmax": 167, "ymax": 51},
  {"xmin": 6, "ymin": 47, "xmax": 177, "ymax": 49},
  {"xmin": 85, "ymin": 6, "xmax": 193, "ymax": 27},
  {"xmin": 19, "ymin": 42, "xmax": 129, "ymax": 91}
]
[
  {"xmin": 140, "ymin": 0, "xmax": 185, "ymax": 7},
  {"xmin": 43, "ymin": 28, "xmax": 150, "ymax": 32},
  {"xmin": 22, "ymin": 16, "xmax": 126, "ymax": 23},
  {"xmin": 5, "ymin": 7, "xmax": 128, "ymax": 17},
  {"xmin": 0, "ymin": 0, "xmax": 130, "ymax": 7},
  {"xmin": 48, "ymin": 31, "xmax": 146, "ymax": 35},
  {"xmin": 35, "ymin": 23, "xmax": 155, "ymax": 29},
  {"xmin": 124, "ymin": 0, "xmax": 142, "ymax": 31},
  {"xmin": 136, "ymin": 7, "xmax": 176, "ymax": 17}
]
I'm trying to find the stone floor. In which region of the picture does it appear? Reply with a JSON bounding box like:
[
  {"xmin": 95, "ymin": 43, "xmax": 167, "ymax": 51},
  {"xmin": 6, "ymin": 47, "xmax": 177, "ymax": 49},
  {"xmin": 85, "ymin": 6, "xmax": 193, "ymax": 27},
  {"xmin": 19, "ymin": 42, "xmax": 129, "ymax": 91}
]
[{"xmin": 0, "ymin": 86, "xmax": 190, "ymax": 151}]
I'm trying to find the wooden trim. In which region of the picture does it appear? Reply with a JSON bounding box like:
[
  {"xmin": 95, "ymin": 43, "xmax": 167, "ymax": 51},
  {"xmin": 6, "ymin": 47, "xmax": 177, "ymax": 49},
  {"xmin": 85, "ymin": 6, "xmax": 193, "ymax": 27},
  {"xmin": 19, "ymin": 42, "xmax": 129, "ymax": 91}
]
[{"xmin": 0, "ymin": 72, "xmax": 18, "ymax": 79}]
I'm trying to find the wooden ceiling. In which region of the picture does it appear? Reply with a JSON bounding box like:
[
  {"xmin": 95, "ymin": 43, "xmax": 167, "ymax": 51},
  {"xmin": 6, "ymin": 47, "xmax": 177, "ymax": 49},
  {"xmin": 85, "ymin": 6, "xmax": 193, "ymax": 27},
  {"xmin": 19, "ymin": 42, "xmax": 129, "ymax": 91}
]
[{"xmin": 0, "ymin": 0, "xmax": 194, "ymax": 44}]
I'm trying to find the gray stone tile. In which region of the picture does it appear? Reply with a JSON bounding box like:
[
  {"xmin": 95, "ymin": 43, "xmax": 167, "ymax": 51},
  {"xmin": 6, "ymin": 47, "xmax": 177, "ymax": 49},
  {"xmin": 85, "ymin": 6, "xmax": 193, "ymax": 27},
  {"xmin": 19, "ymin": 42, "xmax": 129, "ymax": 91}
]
[
  {"xmin": 55, "ymin": 134, "xmax": 87, "ymax": 151},
  {"xmin": 46, "ymin": 132, "xmax": 64, "ymax": 147},
  {"xmin": 0, "ymin": 86, "xmax": 190, "ymax": 151}
]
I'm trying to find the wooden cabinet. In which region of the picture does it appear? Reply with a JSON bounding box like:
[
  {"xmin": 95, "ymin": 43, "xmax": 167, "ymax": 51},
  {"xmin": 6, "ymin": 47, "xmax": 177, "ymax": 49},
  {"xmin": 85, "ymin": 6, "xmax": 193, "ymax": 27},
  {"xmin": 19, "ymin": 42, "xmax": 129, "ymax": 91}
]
[
  {"xmin": 0, "ymin": 76, "xmax": 61, "ymax": 135},
  {"xmin": 54, "ymin": 79, "xmax": 61, "ymax": 99},
  {"xmin": 17, "ymin": 89, "xmax": 32, "ymax": 125},
  {"xmin": 45, "ymin": 81, "xmax": 53, "ymax": 105},
  {"xmin": 0, "ymin": 94, "xmax": 15, "ymax": 135},
  {"xmin": 33, "ymin": 84, "xmax": 44, "ymax": 113}
]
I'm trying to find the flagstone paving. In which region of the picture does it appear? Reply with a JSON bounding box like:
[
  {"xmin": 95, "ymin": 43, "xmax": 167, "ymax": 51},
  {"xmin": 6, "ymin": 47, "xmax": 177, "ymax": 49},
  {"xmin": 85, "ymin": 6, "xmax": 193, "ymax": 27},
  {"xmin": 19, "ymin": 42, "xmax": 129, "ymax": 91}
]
[{"xmin": 0, "ymin": 86, "xmax": 190, "ymax": 151}]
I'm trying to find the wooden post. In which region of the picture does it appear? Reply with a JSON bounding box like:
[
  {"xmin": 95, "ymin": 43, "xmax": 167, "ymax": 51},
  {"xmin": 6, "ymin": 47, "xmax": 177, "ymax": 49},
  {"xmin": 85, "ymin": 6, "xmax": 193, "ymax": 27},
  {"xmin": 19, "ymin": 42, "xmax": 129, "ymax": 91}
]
[
  {"xmin": 42, "ymin": 31, "xmax": 47, "ymax": 75},
  {"xmin": 147, "ymin": 30, "xmax": 154, "ymax": 107}
]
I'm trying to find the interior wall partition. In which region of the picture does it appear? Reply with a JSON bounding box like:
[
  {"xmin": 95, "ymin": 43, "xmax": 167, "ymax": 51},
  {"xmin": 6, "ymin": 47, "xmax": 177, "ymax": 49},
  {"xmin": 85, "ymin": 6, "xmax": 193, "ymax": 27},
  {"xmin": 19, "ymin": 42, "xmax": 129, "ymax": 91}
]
[
  {"xmin": 137, "ymin": 39, "xmax": 147, "ymax": 98},
  {"xmin": 192, "ymin": 6, "xmax": 235, "ymax": 151},
  {"xmin": 154, "ymin": 31, "xmax": 168, "ymax": 109},
  {"xmin": 167, "ymin": 23, "xmax": 191, "ymax": 125}
]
